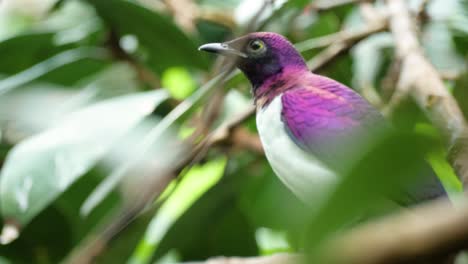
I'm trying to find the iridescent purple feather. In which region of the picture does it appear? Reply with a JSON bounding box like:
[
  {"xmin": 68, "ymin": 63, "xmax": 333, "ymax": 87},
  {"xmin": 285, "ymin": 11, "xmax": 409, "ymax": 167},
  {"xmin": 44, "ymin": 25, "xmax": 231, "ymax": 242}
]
[{"xmin": 279, "ymin": 73, "xmax": 386, "ymax": 168}]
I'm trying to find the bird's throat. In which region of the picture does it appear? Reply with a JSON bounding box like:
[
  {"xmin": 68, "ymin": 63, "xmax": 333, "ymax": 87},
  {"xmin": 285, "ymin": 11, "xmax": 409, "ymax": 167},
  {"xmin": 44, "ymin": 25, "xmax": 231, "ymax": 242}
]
[{"xmin": 252, "ymin": 67, "xmax": 308, "ymax": 108}]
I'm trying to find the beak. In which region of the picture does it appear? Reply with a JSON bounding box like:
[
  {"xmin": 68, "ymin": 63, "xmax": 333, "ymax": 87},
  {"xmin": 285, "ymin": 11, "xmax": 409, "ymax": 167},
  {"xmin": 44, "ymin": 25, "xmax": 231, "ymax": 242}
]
[{"xmin": 198, "ymin": 43, "xmax": 248, "ymax": 58}]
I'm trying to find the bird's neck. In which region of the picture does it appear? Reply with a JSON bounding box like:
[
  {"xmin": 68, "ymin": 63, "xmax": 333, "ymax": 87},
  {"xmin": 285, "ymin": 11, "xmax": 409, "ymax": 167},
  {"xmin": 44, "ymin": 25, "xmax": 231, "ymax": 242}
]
[{"xmin": 253, "ymin": 67, "xmax": 309, "ymax": 108}]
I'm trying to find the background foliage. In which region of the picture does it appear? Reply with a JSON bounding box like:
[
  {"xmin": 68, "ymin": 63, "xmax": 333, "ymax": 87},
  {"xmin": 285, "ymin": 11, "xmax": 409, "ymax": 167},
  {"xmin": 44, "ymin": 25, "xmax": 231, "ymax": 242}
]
[{"xmin": 0, "ymin": 0, "xmax": 467, "ymax": 263}]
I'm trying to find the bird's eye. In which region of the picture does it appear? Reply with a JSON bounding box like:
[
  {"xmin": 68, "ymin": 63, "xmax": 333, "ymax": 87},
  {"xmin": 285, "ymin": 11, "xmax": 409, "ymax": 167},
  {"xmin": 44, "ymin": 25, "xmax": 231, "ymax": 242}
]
[{"xmin": 247, "ymin": 39, "xmax": 266, "ymax": 54}]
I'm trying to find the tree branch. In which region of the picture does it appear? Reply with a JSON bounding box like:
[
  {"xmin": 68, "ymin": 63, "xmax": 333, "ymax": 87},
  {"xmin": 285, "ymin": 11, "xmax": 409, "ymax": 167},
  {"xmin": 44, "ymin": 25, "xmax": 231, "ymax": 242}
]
[
  {"xmin": 305, "ymin": 18, "xmax": 387, "ymax": 71},
  {"xmin": 184, "ymin": 254, "xmax": 301, "ymax": 264},
  {"xmin": 385, "ymin": 0, "xmax": 468, "ymax": 185},
  {"xmin": 321, "ymin": 198, "xmax": 467, "ymax": 264},
  {"xmin": 296, "ymin": 20, "xmax": 387, "ymax": 52}
]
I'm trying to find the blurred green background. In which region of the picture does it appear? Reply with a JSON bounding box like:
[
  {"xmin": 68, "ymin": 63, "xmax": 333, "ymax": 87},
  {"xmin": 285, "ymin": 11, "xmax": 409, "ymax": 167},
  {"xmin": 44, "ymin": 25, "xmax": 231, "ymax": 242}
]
[{"xmin": 0, "ymin": 0, "xmax": 467, "ymax": 263}]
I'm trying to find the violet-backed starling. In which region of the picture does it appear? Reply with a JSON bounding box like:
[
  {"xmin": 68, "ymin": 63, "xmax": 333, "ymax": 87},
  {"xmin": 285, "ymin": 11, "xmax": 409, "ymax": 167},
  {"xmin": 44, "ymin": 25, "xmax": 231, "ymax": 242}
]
[{"xmin": 199, "ymin": 32, "xmax": 445, "ymax": 205}]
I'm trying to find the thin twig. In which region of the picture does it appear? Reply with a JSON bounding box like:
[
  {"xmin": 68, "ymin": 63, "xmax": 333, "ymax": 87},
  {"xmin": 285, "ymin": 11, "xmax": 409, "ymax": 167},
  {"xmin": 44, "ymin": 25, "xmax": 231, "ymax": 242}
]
[
  {"xmin": 305, "ymin": 19, "xmax": 388, "ymax": 71},
  {"xmin": 296, "ymin": 21, "xmax": 387, "ymax": 52}
]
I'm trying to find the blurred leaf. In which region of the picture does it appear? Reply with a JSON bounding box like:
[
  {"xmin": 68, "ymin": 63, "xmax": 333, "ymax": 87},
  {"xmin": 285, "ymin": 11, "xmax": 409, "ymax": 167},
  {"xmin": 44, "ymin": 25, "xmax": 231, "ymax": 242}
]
[
  {"xmin": 87, "ymin": 204, "xmax": 155, "ymax": 264},
  {"xmin": 198, "ymin": 0, "xmax": 241, "ymax": 9},
  {"xmin": 234, "ymin": 0, "xmax": 288, "ymax": 26},
  {"xmin": 152, "ymin": 157, "xmax": 258, "ymax": 262},
  {"xmin": 215, "ymin": 89, "xmax": 252, "ymax": 126},
  {"xmin": 0, "ymin": 11, "xmax": 36, "ymax": 41},
  {"xmin": 426, "ymin": 148, "xmax": 463, "ymax": 197},
  {"xmin": 255, "ymin": 227, "xmax": 291, "ymax": 255},
  {"xmin": 39, "ymin": 57, "xmax": 110, "ymax": 87},
  {"xmin": 86, "ymin": 0, "xmax": 209, "ymax": 72},
  {"xmin": 79, "ymin": 72, "xmax": 232, "ymax": 215},
  {"xmin": 304, "ymin": 131, "xmax": 437, "ymax": 260},
  {"xmin": 129, "ymin": 158, "xmax": 227, "ymax": 264},
  {"xmin": 0, "ymin": 64, "xmax": 141, "ymax": 141},
  {"xmin": 414, "ymin": 124, "xmax": 463, "ymax": 198},
  {"xmin": 161, "ymin": 67, "xmax": 196, "ymax": 100},
  {"xmin": 36, "ymin": 0, "xmax": 103, "ymax": 46},
  {"xmin": 0, "ymin": 90, "xmax": 168, "ymax": 229},
  {"xmin": 196, "ymin": 20, "xmax": 233, "ymax": 44},
  {"xmin": 0, "ymin": 256, "xmax": 11, "ymax": 264},
  {"xmin": 451, "ymin": 0, "xmax": 468, "ymax": 54},
  {"xmin": 351, "ymin": 33, "xmax": 393, "ymax": 90},
  {"xmin": 0, "ymin": 205, "xmax": 73, "ymax": 264},
  {"xmin": 0, "ymin": 47, "xmax": 109, "ymax": 96},
  {"xmin": 0, "ymin": 33, "xmax": 63, "ymax": 75},
  {"xmin": 454, "ymin": 72, "xmax": 468, "ymax": 119},
  {"xmin": 423, "ymin": 22, "xmax": 466, "ymax": 74}
]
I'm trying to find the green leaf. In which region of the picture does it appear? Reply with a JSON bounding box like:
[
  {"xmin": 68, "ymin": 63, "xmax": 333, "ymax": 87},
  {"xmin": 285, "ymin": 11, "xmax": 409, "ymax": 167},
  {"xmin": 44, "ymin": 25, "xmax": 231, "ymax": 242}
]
[
  {"xmin": 0, "ymin": 47, "xmax": 109, "ymax": 96},
  {"xmin": 0, "ymin": 90, "xmax": 169, "ymax": 232},
  {"xmin": 129, "ymin": 158, "xmax": 227, "ymax": 264},
  {"xmin": 86, "ymin": 0, "xmax": 208, "ymax": 72},
  {"xmin": 303, "ymin": 131, "xmax": 439, "ymax": 260},
  {"xmin": 151, "ymin": 157, "xmax": 258, "ymax": 262},
  {"xmin": 0, "ymin": 33, "xmax": 62, "ymax": 75}
]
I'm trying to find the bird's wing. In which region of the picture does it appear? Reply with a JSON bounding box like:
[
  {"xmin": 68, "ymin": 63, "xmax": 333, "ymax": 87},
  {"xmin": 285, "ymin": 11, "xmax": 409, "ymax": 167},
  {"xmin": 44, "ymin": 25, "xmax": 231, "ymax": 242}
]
[
  {"xmin": 280, "ymin": 76, "xmax": 446, "ymax": 203},
  {"xmin": 280, "ymin": 76, "xmax": 385, "ymax": 169}
]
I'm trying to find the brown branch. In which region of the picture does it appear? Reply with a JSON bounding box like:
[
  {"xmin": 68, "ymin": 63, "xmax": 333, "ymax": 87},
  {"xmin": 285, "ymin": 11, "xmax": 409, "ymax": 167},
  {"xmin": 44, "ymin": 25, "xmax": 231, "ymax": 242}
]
[
  {"xmin": 320, "ymin": 198, "xmax": 468, "ymax": 264},
  {"xmin": 385, "ymin": 0, "xmax": 468, "ymax": 185},
  {"xmin": 185, "ymin": 254, "xmax": 302, "ymax": 264}
]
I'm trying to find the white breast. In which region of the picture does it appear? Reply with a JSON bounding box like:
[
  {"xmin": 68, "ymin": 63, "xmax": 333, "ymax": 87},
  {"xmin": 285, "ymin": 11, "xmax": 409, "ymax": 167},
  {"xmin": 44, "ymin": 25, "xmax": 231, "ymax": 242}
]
[{"xmin": 256, "ymin": 96, "xmax": 338, "ymax": 204}]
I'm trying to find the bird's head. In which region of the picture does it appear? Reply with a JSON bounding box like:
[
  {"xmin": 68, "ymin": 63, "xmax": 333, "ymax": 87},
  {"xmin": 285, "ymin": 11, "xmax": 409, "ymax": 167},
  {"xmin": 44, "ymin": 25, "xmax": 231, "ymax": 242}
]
[{"xmin": 199, "ymin": 32, "xmax": 308, "ymax": 89}]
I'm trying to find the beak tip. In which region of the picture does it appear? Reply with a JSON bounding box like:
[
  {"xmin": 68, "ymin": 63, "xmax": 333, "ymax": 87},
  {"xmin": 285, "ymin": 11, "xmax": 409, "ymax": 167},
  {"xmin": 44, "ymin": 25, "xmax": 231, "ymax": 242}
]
[
  {"xmin": 197, "ymin": 42, "xmax": 247, "ymax": 58},
  {"xmin": 198, "ymin": 43, "xmax": 220, "ymax": 53}
]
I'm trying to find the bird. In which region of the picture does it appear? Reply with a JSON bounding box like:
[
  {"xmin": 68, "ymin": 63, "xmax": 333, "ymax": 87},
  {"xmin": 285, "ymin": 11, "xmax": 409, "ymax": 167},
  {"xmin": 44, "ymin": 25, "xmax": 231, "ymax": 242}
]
[{"xmin": 198, "ymin": 32, "xmax": 445, "ymax": 205}]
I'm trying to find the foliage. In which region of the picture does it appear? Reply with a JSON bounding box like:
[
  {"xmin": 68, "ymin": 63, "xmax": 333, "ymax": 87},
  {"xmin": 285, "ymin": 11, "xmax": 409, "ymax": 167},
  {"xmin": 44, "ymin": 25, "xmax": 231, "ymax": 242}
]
[{"xmin": 0, "ymin": 0, "xmax": 467, "ymax": 263}]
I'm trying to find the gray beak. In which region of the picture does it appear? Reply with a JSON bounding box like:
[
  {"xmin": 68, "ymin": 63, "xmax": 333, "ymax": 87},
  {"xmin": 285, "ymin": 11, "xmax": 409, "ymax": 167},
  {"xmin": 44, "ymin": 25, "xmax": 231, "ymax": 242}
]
[{"xmin": 198, "ymin": 43, "xmax": 247, "ymax": 58}]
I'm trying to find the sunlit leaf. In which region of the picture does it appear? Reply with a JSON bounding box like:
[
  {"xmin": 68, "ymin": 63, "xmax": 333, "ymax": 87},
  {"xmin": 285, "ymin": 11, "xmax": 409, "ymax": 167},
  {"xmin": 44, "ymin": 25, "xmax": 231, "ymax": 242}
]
[
  {"xmin": 0, "ymin": 90, "xmax": 169, "ymax": 231},
  {"xmin": 151, "ymin": 157, "xmax": 258, "ymax": 262},
  {"xmin": 129, "ymin": 158, "xmax": 227, "ymax": 264},
  {"xmin": 161, "ymin": 67, "xmax": 196, "ymax": 100}
]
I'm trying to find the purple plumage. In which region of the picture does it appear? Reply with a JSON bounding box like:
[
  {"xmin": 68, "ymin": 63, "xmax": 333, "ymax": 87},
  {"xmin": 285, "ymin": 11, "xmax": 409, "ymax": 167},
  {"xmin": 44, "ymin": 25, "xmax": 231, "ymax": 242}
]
[
  {"xmin": 199, "ymin": 32, "xmax": 445, "ymax": 203},
  {"xmin": 279, "ymin": 73, "xmax": 386, "ymax": 169}
]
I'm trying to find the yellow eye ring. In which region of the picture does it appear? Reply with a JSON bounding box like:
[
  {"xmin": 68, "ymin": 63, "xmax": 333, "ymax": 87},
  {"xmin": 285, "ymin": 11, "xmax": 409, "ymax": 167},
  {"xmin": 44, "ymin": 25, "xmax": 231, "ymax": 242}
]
[{"xmin": 247, "ymin": 39, "xmax": 266, "ymax": 53}]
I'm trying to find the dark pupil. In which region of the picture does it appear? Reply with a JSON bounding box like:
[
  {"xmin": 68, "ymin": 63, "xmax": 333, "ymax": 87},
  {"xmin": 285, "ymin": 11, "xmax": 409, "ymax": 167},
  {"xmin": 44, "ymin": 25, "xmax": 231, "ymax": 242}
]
[{"xmin": 251, "ymin": 41, "xmax": 261, "ymax": 50}]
